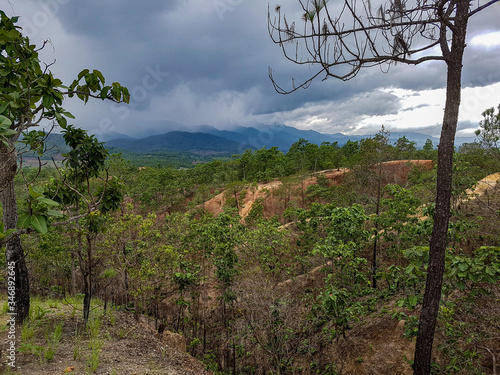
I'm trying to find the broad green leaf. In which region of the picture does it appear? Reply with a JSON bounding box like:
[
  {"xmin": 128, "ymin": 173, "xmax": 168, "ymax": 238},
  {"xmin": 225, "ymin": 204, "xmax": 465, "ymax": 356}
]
[
  {"xmin": 30, "ymin": 215, "xmax": 47, "ymax": 234},
  {"xmin": 42, "ymin": 94, "xmax": 53, "ymax": 108},
  {"xmin": 469, "ymin": 273, "xmax": 480, "ymax": 282},
  {"xmin": 17, "ymin": 215, "xmax": 31, "ymax": 229},
  {"xmin": 0, "ymin": 102, "xmax": 9, "ymax": 114},
  {"xmin": 0, "ymin": 128, "xmax": 16, "ymax": 136},
  {"xmin": 56, "ymin": 114, "xmax": 67, "ymax": 128},
  {"xmin": 100, "ymin": 86, "xmax": 111, "ymax": 99},
  {"xmin": 458, "ymin": 263, "xmax": 468, "ymax": 272},
  {"xmin": 28, "ymin": 185, "xmax": 43, "ymax": 199},
  {"xmin": 93, "ymin": 69, "xmax": 105, "ymax": 84},
  {"xmin": 36, "ymin": 197, "xmax": 59, "ymax": 206},
  {"xmin": 0, "ymin": 114, "xmax": 12, "ymax": 127},
  {"xmin": 78, "ymin": 69, "xmax": 90, "ymax": 81},
  {"xmin": 62, "ymin": 110, "xmax": 75, "ymax": 119},
  {"xmin": 46, "ymin": 209, "xmax": 63, "ymax": 217}
]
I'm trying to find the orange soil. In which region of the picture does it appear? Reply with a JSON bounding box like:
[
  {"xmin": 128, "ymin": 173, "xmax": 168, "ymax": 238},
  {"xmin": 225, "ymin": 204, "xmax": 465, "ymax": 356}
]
[{"xmin": 203, "ymin": 160, "xmax": 433, "ymax": 220}]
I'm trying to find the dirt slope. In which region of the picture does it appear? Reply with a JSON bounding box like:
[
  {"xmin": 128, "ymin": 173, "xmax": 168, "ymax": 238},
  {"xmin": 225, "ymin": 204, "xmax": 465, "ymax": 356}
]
[
  {"xmin": 461, "ymin": 172, "xmax": 500, "ymax": 203},
  {"xmin": 203, "ymin": 160, "xmax": 433, "ymax": 220}
]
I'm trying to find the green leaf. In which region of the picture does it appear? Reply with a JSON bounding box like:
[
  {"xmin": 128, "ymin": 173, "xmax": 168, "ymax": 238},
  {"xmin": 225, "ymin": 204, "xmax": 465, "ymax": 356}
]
[
  {"xmin": 469, "ymin": 273, "xmax": 480, "ymax": 282},
  {"xmin": 62, "ymin": 110, "xmax": 75, "ymax": 119},
  {"xmin": 56, "ymin": 115, "xmax": 67, "ymax": 128},
  {"xmin": 0, "ymin": 102, "xmax": 9, "ymax": 114},
  {"xmin": 46, "ymin": 209, "xmax": 63, "ymax": 218},
  {"xmin": 17, "ymin": 215, "xmax": 31, "ymax": 229},
  {"xmin": 31, "ymin": 215, "xmax": 47, "ymax": 234},
  {"xmin": 100, "ymin": 86, "xmax": 111, "ymax": 99},
  {"xmin": 42, "ymin": 94, "xmax": 53, "ymax": 108},
  {"xmin": 0, "ymin": 128, "xmax": 16, "ymax": 136},
  {"xmin": 458, "ymin": 263, "xmax": 468, "ymax": 272},
  {"xmin": 0, "ymin": 114, "xmax": 12, "ymax": 127},
  {"xmin": 28, "ymin": 185, "xmax": 43, "ymax": 199},
  {"xmin": 93, "ymin": 69, "xmax": 105, "ymax": 84},
  {"xmin": 78, "ymin": 69, "xmax": 90, "ymax": 81},
  {"xmin": 36, "ymin": 197, "xmax": 59, "ymax": 206}
]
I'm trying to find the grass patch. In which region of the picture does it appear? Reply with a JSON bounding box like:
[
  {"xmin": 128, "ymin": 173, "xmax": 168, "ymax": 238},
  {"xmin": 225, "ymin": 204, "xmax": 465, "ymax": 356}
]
[
  {"xmin": 43, "ymin": 322, "xmax": 63, "ymax": 362},
  {"xmin": 0, "ymin": 295, "xmax": 113, "ymax": 371},
  {"xmin": 86, "ymin": 316, "xmax": 104, "ymax": 374}
]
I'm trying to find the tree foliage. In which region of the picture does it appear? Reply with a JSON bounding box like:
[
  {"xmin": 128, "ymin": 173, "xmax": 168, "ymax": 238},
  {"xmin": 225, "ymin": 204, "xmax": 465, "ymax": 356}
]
[
  {"xmin": 475, "ymin": 104, "xmax": 500, "ymax": 160},
  {"xmin": 0, "ymin": 11, "xmax": 129, "ymax": 322}
]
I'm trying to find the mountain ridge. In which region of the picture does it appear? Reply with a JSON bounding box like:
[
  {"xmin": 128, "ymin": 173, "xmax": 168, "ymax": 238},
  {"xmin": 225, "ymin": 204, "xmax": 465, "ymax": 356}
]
[
  {"xmin": 105, "ymin": 131, "xmax": 244, "ymax": 154},
  {"xmin": 34, "ymin": 124, "xmax": 476, "ymax": 159},
  {"xmin": 102, "ymin": 124, "xmax": 473, "ymax": 153}
]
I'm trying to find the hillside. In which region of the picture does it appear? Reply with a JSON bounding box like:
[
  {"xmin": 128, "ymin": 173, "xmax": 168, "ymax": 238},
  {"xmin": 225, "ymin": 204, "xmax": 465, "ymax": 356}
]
[
  {"xmin": 4, "ymin": 155, "xmax": 498, "ymax": 375},
  {"xmin": 204, "ymin": 160, "xmax": 434, "ymax": 220},
  {"xmin": 105, "ymin": 131, "xmax": 244, "ymax": 154}
]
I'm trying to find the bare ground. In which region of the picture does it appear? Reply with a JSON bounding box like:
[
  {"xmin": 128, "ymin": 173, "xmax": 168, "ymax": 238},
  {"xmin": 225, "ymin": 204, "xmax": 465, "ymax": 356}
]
[{"xmin": 0, "ymin": 301, "xmax": 211, "ymax": 375}]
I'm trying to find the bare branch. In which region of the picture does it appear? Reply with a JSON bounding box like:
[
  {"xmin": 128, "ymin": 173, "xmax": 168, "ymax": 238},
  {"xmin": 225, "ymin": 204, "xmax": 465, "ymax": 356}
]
[
  {"xmin": 468, "ymin": 0, "xmax": 500, "ymax": 17},
  {"xmin": 267, "ymin": 0, "xmax": 471, "ymax": 93}
]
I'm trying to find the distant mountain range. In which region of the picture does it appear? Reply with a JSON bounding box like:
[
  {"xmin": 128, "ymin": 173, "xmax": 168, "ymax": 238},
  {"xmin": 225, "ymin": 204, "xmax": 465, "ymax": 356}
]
[
  {"xmin": 105, "ymin": 131, "xmax": 244, "ymax": 154},
  {"xmin": 33, "ymin": 124, "xmax": 477, "ymax": 159},
  {"xmin": 101, "ymin": 124, "xmax": 476, "ymax": 154}
]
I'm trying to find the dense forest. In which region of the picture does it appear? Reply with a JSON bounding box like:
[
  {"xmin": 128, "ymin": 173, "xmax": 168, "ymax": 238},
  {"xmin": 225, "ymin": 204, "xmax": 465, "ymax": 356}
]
[{"xmin": 2, "ymin": 122, "xmax": 499, "ymax": 374}]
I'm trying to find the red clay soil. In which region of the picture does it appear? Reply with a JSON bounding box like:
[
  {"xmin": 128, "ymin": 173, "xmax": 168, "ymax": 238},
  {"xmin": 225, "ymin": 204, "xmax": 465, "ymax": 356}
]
[{"xmin": 203, "ymin": 160, "xmax": 433, "ymax": 220}]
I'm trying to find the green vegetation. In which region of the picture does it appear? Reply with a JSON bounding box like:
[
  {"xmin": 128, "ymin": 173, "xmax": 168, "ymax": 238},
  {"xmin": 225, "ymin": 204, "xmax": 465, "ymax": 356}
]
[{"xmin": 1, "ymin": 118, "xmax": 498, "ymax": 373}]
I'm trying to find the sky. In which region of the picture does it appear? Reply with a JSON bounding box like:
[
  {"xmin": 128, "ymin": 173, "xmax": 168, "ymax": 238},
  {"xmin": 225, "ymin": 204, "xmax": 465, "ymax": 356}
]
[{"xmin": 3, "ymin": 0, "xmax": 500, "ymax": 140}]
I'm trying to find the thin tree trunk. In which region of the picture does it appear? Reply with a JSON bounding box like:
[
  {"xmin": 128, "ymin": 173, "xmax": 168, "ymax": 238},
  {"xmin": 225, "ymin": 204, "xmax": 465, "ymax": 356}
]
[
  {"xmin": 1, "ymin": 149, "xmax": 30, "ymax": 323},
  {"xmin": 233, "ymin": 188, "xmax": 240, "ymax": 211},
  {"xmin": 413, "ymin": 2, "xmax": 469, "ymax": 373},
  {"xmin": 83, "ymin": 270, "xmax": 91, "ymax": 325},
  {"xmin": 83, "ymin": 234, "xmax": 93, "ymax": 325},
  {"xmin": 71, "ymin": 247, "xmax": 77, "ymax": 295}
]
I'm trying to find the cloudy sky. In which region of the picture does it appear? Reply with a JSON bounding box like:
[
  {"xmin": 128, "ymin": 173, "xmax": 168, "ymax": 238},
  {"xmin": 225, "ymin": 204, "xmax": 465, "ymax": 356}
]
[{"xmin": 3, "ymin": 0, "xmax": 500, "ymax": 139}]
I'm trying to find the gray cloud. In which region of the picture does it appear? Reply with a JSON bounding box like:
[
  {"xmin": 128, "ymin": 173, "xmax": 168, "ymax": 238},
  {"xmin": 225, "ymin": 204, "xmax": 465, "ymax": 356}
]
[{"xmin": 4, "ymin": 0, "xmax": 500, "ymax": 138}]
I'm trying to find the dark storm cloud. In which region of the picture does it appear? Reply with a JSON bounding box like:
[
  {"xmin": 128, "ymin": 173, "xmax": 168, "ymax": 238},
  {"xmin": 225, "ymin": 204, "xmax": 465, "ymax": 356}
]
[
  {"xmin": 54, "ymin": 1, "xmax": 181, "ymax": 39},
  {"xmin": 51, "ymin": 1, "xmax": 279, "ymax": 107},
  {"xmin": 4, "ymin": 0, "xmax": 500, "ymax": 137}
]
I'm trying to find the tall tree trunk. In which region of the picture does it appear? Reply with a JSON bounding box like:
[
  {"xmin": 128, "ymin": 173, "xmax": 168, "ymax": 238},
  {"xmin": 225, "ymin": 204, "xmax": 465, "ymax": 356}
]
[
  {"xmin": 413, "ymin": 2, "xmax": 469, "ymax": 373},
  {"xmin": 70, "ymin": 244, "xmax": 77, "ymax": 295},
  {"xmin": 1, "ymin": 145, "xmax": 30, "ymax": 323}
]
